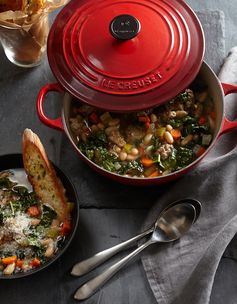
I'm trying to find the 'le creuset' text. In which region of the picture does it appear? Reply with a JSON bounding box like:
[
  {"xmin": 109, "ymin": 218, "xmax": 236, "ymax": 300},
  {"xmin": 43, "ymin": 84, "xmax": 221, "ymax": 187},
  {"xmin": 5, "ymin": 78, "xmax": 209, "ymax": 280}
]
[{"xmin": 101, "ymin": 72, "xmax": 163, "ymax": 91}]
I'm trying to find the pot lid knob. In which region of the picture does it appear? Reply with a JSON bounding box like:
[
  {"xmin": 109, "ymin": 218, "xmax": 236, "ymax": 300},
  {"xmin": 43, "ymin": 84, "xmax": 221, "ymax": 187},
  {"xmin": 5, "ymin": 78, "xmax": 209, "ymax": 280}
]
[{"xmin": 110, "ymin": 14, "xmax": 141, "ymax": 40}]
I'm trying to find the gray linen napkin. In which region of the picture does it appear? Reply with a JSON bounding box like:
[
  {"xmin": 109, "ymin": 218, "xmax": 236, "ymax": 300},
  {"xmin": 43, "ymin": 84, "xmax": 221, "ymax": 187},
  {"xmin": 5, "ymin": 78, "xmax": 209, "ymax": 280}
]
[{"xmin": 141, "ymin": 17, "xmax": 237, "ymax": 304}]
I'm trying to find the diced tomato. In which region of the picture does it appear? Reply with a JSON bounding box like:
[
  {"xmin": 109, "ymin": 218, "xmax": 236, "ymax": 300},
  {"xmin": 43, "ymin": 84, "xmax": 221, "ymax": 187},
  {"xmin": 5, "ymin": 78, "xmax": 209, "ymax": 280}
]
[
  {"xmin": 138, "ymin": 116, "xmax": 150, "ymax": 123},
  {"xmin": 198, "ymin": 116, "xmax": 206, "ymax": 125},
  {"xmin": 60, "ymin": 222, "xmax": 71, "ymax": 235},
  {"xmin": 27, "ymin": 205, "xmax": 40, "ymax": 217},
  {"xmin": 145, "ymin": 121, "xmax": 150, "ymax": 129},
  {"xmin": 89, "ymin": 112, "xmax": 99, "ymax": 124},
  {"xmin": 16, "ymin": 259, "xmax": 24, "ymax": 268},
  {"xmin": 31, "ymin": 258, "xmax": 41, "ymax": 268}
]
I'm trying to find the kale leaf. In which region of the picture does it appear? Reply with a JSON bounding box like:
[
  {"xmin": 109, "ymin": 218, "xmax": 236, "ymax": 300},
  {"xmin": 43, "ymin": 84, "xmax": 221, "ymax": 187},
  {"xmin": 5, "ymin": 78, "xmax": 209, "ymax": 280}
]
[
  {"xmin": 175, "ymin": 147, "xmax": 195, "ymax": 169},
  {"xmin": 119, "ymin": 160, "xmax": 143, "ymax": 176},
  {"xmin": 40, "ymin": 205, "xmax": 57, "ymax": 228}
]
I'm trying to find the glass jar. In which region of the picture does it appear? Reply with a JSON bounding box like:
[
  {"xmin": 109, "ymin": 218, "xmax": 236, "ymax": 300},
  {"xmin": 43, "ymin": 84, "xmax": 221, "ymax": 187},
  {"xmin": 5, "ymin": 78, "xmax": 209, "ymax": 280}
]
[{"xmin": 0, "ymin": 13, "xmax": 49, "ymax": 67}]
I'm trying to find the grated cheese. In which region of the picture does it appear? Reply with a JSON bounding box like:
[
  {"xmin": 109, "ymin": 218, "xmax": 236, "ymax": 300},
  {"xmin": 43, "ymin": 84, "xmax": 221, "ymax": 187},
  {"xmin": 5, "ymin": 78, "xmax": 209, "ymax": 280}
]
[{"xmin": 4, "ymin": 212, "xmax": 31, "ymax": 235}]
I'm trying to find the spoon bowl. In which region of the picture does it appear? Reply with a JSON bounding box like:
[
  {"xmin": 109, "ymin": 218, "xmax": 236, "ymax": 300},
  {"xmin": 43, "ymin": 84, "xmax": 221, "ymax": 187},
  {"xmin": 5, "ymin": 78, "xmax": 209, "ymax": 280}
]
[{"xmin": 151, "ymin": 203, "xmax": 195, "ymax": 243}]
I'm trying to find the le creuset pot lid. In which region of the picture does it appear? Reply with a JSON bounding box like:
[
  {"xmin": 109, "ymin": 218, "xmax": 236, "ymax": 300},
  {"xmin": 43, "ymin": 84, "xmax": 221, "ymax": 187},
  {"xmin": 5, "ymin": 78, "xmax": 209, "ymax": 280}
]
[{"xmin": 48, "ymin": 0, "xmax": 204, "ymax": 111}]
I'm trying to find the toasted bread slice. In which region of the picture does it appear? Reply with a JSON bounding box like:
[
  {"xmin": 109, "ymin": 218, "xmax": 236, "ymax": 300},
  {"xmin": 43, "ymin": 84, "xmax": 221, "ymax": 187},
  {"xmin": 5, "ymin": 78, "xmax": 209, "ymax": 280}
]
[{"xmin": 22, "ymin": 129, "xmax": 69, "ymax": 223}]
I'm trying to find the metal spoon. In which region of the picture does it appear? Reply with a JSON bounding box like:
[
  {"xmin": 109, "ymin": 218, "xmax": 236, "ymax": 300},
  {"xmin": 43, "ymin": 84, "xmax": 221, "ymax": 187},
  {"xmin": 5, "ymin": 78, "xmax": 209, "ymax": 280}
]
[
  {"xmin": 71, "ymin": 198, "xmax": 201, "ymax": 277},
  {"xmin": 74, "ymin": 201, "xmax": 198, "ymax": 300}
]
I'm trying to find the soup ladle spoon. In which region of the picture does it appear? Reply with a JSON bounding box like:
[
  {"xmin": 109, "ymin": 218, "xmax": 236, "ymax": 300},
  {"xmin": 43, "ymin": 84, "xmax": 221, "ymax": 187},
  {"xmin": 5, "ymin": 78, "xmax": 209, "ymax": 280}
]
[{"xmin": 74, "ymin": 200, "xmax": 199, "ymax": 300}]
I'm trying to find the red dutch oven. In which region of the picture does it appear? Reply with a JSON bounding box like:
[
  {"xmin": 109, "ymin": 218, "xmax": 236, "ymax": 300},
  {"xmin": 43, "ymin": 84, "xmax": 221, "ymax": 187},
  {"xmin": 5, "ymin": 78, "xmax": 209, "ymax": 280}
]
[{"xmin": 37, "ymin": 0, "xmax": 237, "ymax": 185}]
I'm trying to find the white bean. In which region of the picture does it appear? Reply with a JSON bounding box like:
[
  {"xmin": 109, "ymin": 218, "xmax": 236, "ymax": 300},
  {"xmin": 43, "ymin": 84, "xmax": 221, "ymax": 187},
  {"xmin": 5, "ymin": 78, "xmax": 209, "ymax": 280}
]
[
  {"xmin": 175, "ymin": 110, "xmax": 188, "ymax": 118},
  {"xmin": 166, "ymin": 124, "xmax": 173, "ymax": 132},
  {"xmin": 143, "ymin": 133, "xmax": 153, "ymax": 145},
  {"xmin": 114, "ymin": 146, "xmax": 121, "ymax": 153},
  {"xmin": 164, "ymin": 131, "xmax": 174, "ymax": 144},
  {"xmin": 130, "ymin": 148, "xmax": 139, "ymax": 156},
  {"xmin": 3, "ymin": 263, "xmax": 15, "ymax": 275},
  {"xmin": 119, "ymin": 151, "xmax": 127, "ymax": 161}
]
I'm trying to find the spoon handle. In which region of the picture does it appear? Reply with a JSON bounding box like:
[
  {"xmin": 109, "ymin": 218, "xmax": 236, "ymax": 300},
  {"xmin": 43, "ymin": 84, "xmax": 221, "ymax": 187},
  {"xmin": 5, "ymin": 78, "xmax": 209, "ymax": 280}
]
[
  {"xmin": 74, "ymin": 239, "xmax": 153, "ymax": 300},
  {"xmin": 71, "ymin": 228, "xmax": 153, "ymax": 276}
]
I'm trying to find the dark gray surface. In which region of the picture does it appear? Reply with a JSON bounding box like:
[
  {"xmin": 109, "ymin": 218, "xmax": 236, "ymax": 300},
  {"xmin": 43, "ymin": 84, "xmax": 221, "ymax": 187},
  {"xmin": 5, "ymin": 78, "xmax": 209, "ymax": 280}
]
[
  {"xmin": 0, "ymin": 1, "xmax": 237, "ymax": 304},
  {"xmin": 186, "ymin": 0, "xmax": 237, "ymax": 56}
]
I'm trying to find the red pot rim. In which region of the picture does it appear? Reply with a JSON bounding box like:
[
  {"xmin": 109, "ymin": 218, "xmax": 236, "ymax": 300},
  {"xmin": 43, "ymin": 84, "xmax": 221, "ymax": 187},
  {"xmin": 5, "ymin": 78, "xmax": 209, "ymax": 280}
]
[{"xmin": 47, "ymin": 0, "xmax": 204, "ymax": 111}]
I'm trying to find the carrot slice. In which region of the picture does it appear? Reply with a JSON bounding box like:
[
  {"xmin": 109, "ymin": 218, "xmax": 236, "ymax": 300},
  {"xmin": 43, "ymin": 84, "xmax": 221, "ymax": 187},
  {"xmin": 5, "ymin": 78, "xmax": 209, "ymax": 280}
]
[
  {"xmin": 148, "ymin": 170, "xmax": 160, "ymax": 177},
  {"xmin": 170, "ymin": 128, "xmax": 181, "ymax": 140},
  {"xmin": 141, "ymin": 157, "xmax": 154, "ymax": 167},
  {"xmin": 2, "ymin": 256, "xmax": 17, "ymax": 265}
]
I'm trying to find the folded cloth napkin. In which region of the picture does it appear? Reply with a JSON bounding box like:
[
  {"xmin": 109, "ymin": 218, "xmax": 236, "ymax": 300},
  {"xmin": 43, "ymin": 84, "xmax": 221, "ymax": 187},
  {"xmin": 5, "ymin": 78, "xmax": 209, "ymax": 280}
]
[{"xmin": 141, "ymin": 43, "xmax": 237, "ymax": 304}]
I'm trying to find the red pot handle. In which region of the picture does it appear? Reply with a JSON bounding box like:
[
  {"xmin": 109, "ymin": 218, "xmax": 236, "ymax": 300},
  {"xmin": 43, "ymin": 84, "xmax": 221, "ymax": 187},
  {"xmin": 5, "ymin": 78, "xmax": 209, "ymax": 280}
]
[
  {"xmin": 219, "ymin": 83, "xmax": 237, "ymax": 135},
  {"xmin": 37, "ymin": 83, "xmax": 65, "ymax": 131}
]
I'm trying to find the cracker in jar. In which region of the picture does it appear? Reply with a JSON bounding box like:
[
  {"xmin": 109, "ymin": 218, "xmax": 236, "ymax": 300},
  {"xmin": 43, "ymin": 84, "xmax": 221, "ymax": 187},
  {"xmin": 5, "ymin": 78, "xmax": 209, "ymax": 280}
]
[{"xmin": 27, "ymin": 0, "xmax": 45, "ymax": 15}]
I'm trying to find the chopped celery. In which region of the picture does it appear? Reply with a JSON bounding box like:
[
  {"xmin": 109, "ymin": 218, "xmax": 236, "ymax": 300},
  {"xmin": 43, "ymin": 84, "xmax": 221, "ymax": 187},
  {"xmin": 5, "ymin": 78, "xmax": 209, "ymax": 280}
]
[
  {"xmin": 124, "ymin": 143, "xmax": 132, "ymax": 152},
  {"xmin": 46, "ymin": 227, "xmax": 60, "ymax": 239},
  {"xmin": 156, "ymin": 127, "xmax": 166, "ymax": 137}
]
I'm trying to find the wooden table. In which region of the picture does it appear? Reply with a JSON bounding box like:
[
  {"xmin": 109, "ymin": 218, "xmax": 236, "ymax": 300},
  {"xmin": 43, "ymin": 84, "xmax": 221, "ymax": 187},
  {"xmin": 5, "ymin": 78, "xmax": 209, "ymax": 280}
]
[{"xmin": 1, "ymin": 1, "xmax": 237, "ymax": 303}]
